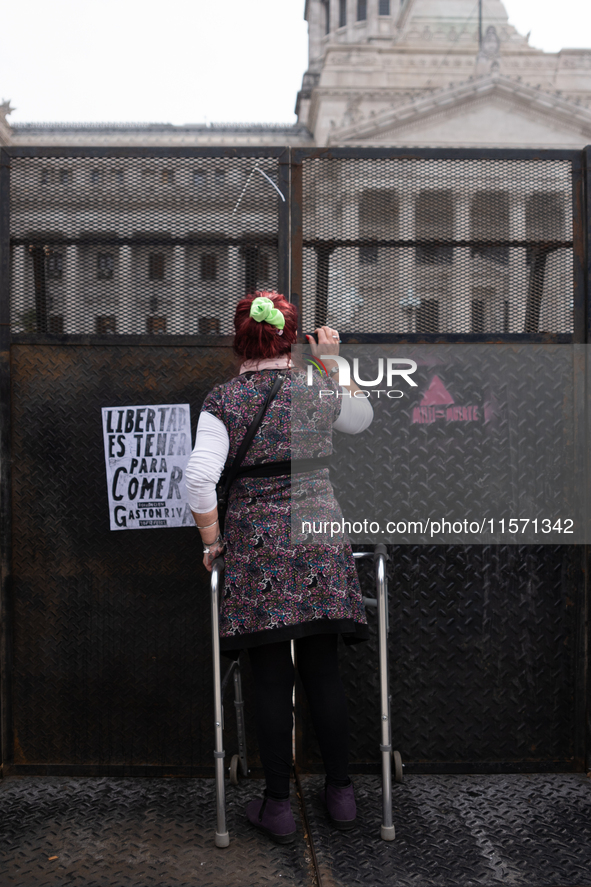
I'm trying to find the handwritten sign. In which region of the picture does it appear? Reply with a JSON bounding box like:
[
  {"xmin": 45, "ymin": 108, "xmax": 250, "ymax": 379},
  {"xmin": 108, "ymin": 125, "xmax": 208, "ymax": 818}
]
[{"xmin": 101, "ymin": 404, "xmax": 193, "ymax": 531}]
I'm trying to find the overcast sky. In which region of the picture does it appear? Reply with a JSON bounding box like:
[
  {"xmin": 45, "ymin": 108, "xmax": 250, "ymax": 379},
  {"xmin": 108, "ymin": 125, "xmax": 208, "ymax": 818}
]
[{"xmin": 1, "ymin": 0, "xmax": 590, "ymax": 126}]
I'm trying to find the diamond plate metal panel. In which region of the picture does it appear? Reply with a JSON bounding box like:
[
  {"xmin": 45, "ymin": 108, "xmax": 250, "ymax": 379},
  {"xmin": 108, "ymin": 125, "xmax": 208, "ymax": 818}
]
[
  {"xmin": 310, "ymin": 343, "xmax": 581, "ymax": 545},
  {"xmin": 302, "ymin": 773, "xmax": 591, "ymax": 887},
  {"xmin": 0, "ymin": 777, "xmax": 315, "ymax": 887},
  {"xmin": 9, "ymin": 344, "xmax": 262, "ymax": 769},
  {"xmin": 298, "ymin": 545, "xmax": 580, "ymax": 769}
]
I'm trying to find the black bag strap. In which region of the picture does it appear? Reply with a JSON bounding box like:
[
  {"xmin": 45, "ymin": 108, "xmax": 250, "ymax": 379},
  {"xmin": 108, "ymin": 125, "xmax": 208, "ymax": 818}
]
[{"xmin": 221, "ymin": 373, "xmax": 285, "ymax": 499}]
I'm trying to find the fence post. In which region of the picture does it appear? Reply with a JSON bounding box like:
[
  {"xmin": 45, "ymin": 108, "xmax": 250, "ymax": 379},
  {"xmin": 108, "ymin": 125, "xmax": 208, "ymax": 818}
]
[
  {"xmin": 0, "ymin": 147, "xmax": 13, "ymax": 771},
  {"xmin": 290, "ymin": 152, "xmax": 303, "ymax": 331},
  {"xmin": 278, "ymin": 148, "xmax": 290, "ymax": 301}
]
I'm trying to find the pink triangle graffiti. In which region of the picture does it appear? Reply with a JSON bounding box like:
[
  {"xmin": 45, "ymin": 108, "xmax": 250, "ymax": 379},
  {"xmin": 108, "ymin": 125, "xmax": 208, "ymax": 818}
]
[{"xmin": 420, "ymin": 375, "xmax": 455, "ymax": 406}]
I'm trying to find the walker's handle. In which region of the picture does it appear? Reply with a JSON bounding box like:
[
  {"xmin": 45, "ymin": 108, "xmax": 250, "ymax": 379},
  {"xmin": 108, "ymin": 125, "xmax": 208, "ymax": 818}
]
[{"xmin": 373, "ymin": 543, "xmax": 389, "ymax": 561}]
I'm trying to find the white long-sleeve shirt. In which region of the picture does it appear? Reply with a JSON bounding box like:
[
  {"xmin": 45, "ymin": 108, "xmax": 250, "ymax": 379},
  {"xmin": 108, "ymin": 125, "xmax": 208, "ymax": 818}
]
[{"xmin": 185, "ymin": 379, "xmax": 373, "ymax": 513}]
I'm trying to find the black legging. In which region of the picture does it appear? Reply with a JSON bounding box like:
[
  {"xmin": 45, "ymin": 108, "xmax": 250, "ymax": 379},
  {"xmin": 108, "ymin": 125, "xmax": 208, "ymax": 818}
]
[{"xmin": 248, "ymin": 633, "xmax": 351, "ymax": 799}]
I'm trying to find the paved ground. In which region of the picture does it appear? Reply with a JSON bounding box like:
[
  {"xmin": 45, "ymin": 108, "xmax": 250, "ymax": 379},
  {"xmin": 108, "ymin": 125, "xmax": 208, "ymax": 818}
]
[
  {"xmin": 303, "ymin": 773, "xmax": 591, "ymax": 887},
  {"xmin": 1, "ymin": 774, "xmax": 590, "ymax": 886}
]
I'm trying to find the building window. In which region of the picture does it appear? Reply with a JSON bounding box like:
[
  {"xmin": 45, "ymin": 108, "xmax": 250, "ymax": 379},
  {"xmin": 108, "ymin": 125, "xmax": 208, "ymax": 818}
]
[
  {"xmin": 258, "ymin": 252, "xmax": 270, "ymax": 280},
  {"xmin": 416, "ymin": 299, "xmax": 440, "ymax": 333},
  {"xmin": 359, "ymin": 188, "xmax": 399, "ymax": 238},
  {"xmin": 97, "ymin": 253, "xmax": 114, "ymax": 280},
  {"xmin": 96, "ymin": 316, "xmax": 117, "ymax": 335},
  {"xmin": 379, "ymin": 0, "xmax": 390, "ymax": 13},
  {"xmin": 472, "ymin": 245, "xmax": 509, "ymax": 265},
  {"xmin": 358, "ymin": 189, "xmax": 398, "ymax": 265},
  {"xmin": 323, "ymin": 0, "xmax": 330, "ymax": 33},
  {"xmin": 339, "ymin": 0, "xmax": 346, "ymax": 27},
  {"xmin": 147, "ymin": 316, "xmax": 167, "ymax": 335},
  {"xmin": 193, "ymin": 169, "xmax": 206, "ymax": 187},
  {"xmin": 200, "ymin": 253, "xmax": 217, "ymax": 281},
  {"xmin": 415, "ymin": 191, "xmax": 453, "ymax": 264},
  {"xmin": 91, "ymin": 168, "xmax": 101, "ymax": 186},
  {"xmin": 161, "ymin": 169, "xmax": 174, "ymax": 185},
  {"xmin": 46, "ymin": 253, "xmax": 64, "ymax": 280},
  {"xmin": 416, "ymin": 243, "xmax": 453, "ymax": 264},
  {"xmin": 526, "ymin": 193, "xmax": 565, "ymax": 246},
  {"xmin": 471, "ymin": 192, "xmax": 509, "ymax": 266},
  {"xmin": 357, "ymin": 0, "xmax": 367, "ymax": 21},
  {"xmin": 471, "ymin": 300, "xmax": 485, "ymax": 333},
  {"xmin": 359, "ymin": 244, "xmax": 378, "ymax": 264},
  {"xmin": 214, "ymin": 168, "xmax": 226, "ymax": 186},
  {"xmin": 59, "ymin": 169, "xmax": 72, "ymax": 186},
  {"xmin": 41, "ymin": 168, "xmax": 49, "ymax": 185},
  {"xmin": 199, "ymin": 317, "xmax": 220, "ymax": 335},
  {"xmin": 48, "ymin": 316, "xmax": 64, "ymax": 335},
  {"xmin": 149, "ymin": 253, "xmax": 165, "ymax": 280},
  {"xmin": 114, "ymin": 169, "xmax": 124, "ymax": 186}
]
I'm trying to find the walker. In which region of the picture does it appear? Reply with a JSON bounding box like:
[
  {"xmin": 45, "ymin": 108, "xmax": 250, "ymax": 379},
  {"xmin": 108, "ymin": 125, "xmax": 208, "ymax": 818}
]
[{"xmin": 210, "ymin": 543, "xmax": 402, "ymax": 847}]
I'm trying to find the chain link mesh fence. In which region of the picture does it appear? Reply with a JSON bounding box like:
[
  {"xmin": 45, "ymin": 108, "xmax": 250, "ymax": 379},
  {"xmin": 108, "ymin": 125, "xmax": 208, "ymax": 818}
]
[
  {"xmin": 300, "ymin": 157, "xmax": 574, "ymax": 336},
  {"xmin": 10, "ymin": 153, "xmax": 283, "ymax": 336}
]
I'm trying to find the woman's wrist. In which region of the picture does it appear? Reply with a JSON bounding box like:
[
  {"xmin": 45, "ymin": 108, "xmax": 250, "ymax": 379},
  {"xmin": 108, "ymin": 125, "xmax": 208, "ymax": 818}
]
[
  {"xmin": 199, "ymin": 523, "xmax": 220, "ymax": 545},
  {"xmin": 202, "ymin": 533, "xmax": 224, "ymax": 554},
  {"xmin": 193, "ymin": 509, "xmax": 220, "ymax": 544}
]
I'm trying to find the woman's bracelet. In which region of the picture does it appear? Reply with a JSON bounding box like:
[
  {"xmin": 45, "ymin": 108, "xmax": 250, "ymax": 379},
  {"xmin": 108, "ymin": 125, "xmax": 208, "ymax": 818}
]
[
  {"xmin": 203, "ymin": 534, "xmax": 224, "ymax": 555},
  {"xmin": 197, "ymin": 519, "xmax": 218, "ymax": 530}
]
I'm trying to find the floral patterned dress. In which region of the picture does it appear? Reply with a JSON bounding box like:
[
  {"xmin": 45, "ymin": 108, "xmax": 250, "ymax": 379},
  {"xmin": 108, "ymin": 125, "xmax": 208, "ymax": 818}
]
[{"xmin": 201, "ymin": 366, "xmax": 368, "ymax": 652}]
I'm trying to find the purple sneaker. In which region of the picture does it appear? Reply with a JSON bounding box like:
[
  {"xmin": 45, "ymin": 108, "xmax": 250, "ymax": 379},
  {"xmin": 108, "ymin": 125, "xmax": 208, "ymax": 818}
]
[
  {"xmin": 246, "ymin": 794, "xmax": 296, "ymax": 844},
  {"xmin": 320, "ymin": 781, "xmax": 357, "ymax": 830}
]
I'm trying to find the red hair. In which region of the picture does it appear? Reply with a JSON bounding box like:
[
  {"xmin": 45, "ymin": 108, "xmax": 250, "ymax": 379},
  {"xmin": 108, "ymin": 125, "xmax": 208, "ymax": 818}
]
[{"xmin": 233, "ymin": 291, "xmax": 298, "ymax": 361}]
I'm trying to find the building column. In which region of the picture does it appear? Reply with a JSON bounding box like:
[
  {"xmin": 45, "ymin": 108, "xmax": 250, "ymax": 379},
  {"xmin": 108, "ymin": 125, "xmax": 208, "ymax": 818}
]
[
  {"xmin": 307, "ymin": 0, "xmax": 325, "ymax": 65},
  {"xmin": 509, "ymin": 198, "xmax": 527, "ymax": 333},
  {"xmin": 367, "ymin": 0, "xmax": 380, "ymax": 37},
  {"xmin": 347, "ymin": 0, "xmax": 357, "ymax": 38},
  {"xmin": 451, "ymin": 195, "xmax": 471, "ymax": 333},
  {"xmin": 11, "ymin": 245, "xmax": 27, "ymax": 332},
  {"xmin": 64, "ymin": 245, "xmax": 80, "ymax": 334},
  {"xmin": 330, "ymin": 0, "xmax": 339, "ymax": 33},
  {"xmin": 224, "ymin": 246, "xmax": 241, "ymax": 336},
  {"xmin": 117, "ymin": 245, "xmax": 134, "ymax": 334},
  {"xmin": 397, "ymin": 194, "xmax": 415, "ymax": 333},
  {"xmin": 171, "ymin": 245, "xmax": 185, "ymax": 335}
]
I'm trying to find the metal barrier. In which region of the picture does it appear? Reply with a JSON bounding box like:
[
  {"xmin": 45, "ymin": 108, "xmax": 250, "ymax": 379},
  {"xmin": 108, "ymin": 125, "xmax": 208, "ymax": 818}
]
[{"xmin": 0, "ymin": 145, "xmax": 589, "ymax": 777}]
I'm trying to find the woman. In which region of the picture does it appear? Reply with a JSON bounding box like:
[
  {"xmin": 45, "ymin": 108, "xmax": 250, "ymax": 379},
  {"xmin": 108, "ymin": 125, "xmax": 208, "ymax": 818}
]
[{"xmin": 185, "ymin": 292, "xmax": 373, "ymax": 843}]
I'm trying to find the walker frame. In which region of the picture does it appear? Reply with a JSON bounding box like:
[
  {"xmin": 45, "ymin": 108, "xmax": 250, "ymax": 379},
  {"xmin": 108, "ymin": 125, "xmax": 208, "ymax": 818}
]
[{"xmin": 210, "ymin": 542, "xmax": 400, "ymax": 847}]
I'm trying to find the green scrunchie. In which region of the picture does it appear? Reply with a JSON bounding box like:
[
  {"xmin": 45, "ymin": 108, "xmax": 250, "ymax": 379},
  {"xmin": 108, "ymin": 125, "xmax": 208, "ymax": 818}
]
[{"xmin": 249, "ymin": 296, "xmax": 285, "ymax": 330}]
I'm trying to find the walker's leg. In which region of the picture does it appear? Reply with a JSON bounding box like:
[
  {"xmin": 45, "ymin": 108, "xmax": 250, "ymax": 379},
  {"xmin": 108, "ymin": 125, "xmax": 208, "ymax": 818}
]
[
  {"xmin": 233, "ymin": 665, "xmax": 249, "ymax": 778},
  {"xmin": 375, "ymin": 544, "xmax": 395, "ymax": 841},
  {"xmin": 211, "ymin": 558, "xmax": 230, "ymax": 848}
]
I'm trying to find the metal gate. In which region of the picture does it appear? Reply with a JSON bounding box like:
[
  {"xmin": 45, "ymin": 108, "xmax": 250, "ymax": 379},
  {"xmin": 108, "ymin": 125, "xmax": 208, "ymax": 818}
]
[{"xmin": 0, "ymin": 145, "xmax": 589, "ymax": 776}]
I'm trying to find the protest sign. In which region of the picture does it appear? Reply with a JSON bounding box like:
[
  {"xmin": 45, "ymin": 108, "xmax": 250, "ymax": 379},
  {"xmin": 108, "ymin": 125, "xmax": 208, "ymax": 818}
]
[{"xmin": 101, "ymin": 404, "xmax": 193, "ymax": 530}]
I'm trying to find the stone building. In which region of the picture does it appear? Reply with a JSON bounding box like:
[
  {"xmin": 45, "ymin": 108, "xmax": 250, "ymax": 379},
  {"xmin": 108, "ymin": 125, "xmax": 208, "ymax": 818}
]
[
  {"xmin": 299, "ymin": 0, "xmax": 591, "ymax": 148},
  {"xmin": 2, "ymin": 0, "xmax": 588, "ymax": 336}
]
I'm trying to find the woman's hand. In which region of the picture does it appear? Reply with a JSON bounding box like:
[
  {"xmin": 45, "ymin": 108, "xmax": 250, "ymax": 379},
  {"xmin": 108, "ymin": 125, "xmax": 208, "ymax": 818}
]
[
  {"xmin": 306, "ymin": 325, "xmax": 340, "ymax": 357},
  {"xmin": 306, "ymin": 325, "xmax": 361, "ymax": 395},
  {"xmin": 192, "ymin": 507, "xmax": 224, "ymax": 572},
  {"xmin": 203, "ymin": 539, "xmax": 225, "ymax": 572}
]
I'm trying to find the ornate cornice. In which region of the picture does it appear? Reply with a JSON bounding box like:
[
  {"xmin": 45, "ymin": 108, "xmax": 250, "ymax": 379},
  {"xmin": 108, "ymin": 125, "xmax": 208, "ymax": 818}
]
[{"xmin": 328, "ymin": 74, "xmax": 591, "ymax": 144}]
